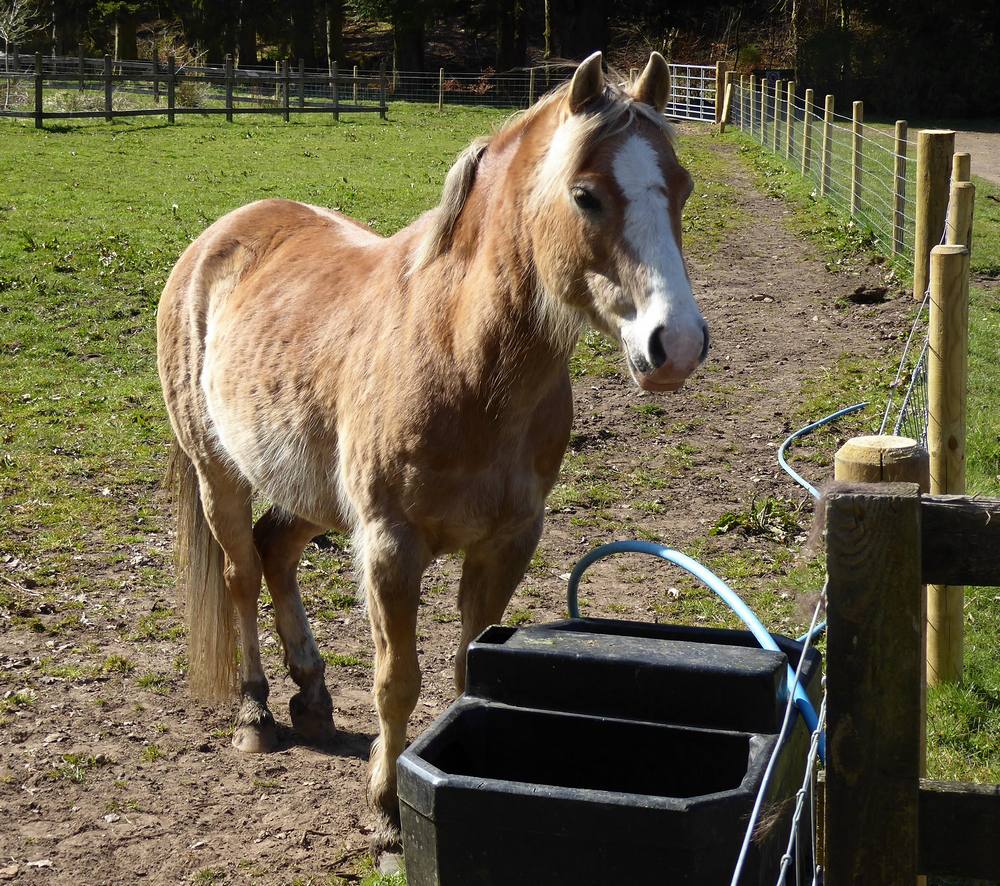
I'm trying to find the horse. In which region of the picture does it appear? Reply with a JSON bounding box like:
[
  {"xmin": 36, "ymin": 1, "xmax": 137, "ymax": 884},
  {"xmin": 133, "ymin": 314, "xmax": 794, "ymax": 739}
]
[{"xmin": 157, "ymin": 50, "xmax": 708, "ymax": 852}]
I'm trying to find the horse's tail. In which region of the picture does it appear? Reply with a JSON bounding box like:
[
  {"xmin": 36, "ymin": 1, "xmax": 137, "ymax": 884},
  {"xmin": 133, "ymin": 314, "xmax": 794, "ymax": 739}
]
[{"xmin": 165, "ymin": 439, "xmax": 236, "ymax": 701}]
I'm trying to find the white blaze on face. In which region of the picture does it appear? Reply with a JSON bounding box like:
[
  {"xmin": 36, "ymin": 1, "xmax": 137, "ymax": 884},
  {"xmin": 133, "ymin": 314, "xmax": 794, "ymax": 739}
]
[{"xmin": 612, "ymin": 134, "xmax": 705, "ymax": 383}]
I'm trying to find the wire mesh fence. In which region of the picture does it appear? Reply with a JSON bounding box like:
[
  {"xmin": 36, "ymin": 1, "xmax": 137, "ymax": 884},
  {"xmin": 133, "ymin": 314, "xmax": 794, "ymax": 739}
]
[{"xmin": 731, "ymin": 79, "xmax": 917, "ymax": 268}]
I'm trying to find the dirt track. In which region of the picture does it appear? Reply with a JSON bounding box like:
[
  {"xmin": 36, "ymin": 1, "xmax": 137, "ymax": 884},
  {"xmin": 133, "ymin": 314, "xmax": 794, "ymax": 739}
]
[
  {"xmin": 0, "ymin": 131, "xmax": 913, "ymax": 884},
  {"xmin": 955, "ymin": 129, "xmax": 1000, "ymax": 185}
]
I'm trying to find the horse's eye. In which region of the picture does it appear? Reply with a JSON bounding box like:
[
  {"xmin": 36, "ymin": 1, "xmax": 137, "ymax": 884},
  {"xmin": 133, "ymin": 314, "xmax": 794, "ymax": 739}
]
[{"xmin": 571, "ymin": 186, "xmax": 601, "ymax": 212}]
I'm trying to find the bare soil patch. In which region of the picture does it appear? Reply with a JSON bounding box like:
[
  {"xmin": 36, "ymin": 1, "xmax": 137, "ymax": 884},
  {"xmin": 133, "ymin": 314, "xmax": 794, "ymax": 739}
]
[
  {"xmin": 955, "ymin": 129, "xmax": 1000, "ymax": 186},
  {"xmin": 0, "ymin": 132, "xmax": 912, "ymax": 884}
]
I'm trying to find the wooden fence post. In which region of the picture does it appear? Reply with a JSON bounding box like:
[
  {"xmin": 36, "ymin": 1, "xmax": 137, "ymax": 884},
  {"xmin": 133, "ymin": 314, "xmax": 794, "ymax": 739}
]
[
  {"xmin": 78, "ymin": 43, "xmax": 84, "ymax": 91},
  {"xmin": 103, "ymin": 53, "xmax": 112, "ymax": 122},
  {"xmin": 772, "ymin": 79, "xmax": 783, "ymax": 152},
  {"xmin": 352, "ymin": 64, "xmax": 358, "ymax": 103},
  {"xmin": 167, "ymin": 54, "xmax": 175, "ymax": 124},
  {"xmin": 738, "ymin": 74, "xmax": 746, "ymax": 129},
  {"xmin": 914, "ymin": 129, "xmax": 956, "ymax": 300},
  {"xmin": 760, "ymin": 78, "xmax": 768, "ymax": 147},
  {"xmin": 820, "ymin": 94, "xmax": 834, "ymax": 197},
  {"xmin": 438, "ymin": 67, "xmax": 444, "ymax": 112},
  {"xmin": 825, "ymin": 483, "xmax": 922, "ymax": 885},
  {"xmin": 33, "ymin": 52, "xmax": 42, "ymax": 129},
  {"xmin": 298, "ymin": 58, "xmax": 305, "ymax": 109},
  {"xmin": 528, "ymin": 66, "xmax": 536, "ymax": 106},
  {"xmin": 332, "ymin": 61, "xmax": 339, "ymax": 121},
  {"xmin": 945, "ymin": 181, "xmax": 975, "ymax": 249},
  {"xmin": 379, "ymin": 58, "xmax": 387, "ymax": 119},
  {"xmin": 748, "ymin": 74, "xmax": 756, "ymax": 137},
  {"xmin": 152, "ymin": 47, "xmax": 160, "ymax": 104},
  {"xmin": 801, "ymin": 88, "xmax": 814, "ymax": 175},
  {"xmin": 850, "ymin": 100, "xmax": 864, "ymax": 216},
  {"xmin": 893, "ymin": 120, "xmax": 908, "ymax": 256},
  {"xmin": 952, "ymin": 152, "xmax": 971, "ymax": 182},
  {"xmin": 714, "ymin": 60, "xmax": 731, "ymax": 123},
  {"xmin": 718, "ymin": 72, "xmax": 734, "ymax": 133},
  {"xmin": 282, "ymin": 60, "xmax": 290, "ymax": 122},
  {"xmin": 225, "ymin": 54, "xmax": 233, "ymax": 122},
  {"xmin": 784, "ymin": 80, "xmax": 795, "ymax": 159},
  {"xmin": 927, "ymin": 243, "xmax": 970, "ymax": 685}
]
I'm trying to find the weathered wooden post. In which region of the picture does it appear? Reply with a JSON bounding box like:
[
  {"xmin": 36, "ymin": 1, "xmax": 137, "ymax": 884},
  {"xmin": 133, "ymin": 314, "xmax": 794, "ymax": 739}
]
[
  {"xmin": 834, "ymin": 436, "xmax": 930, "ymax": 489},
  {"xmin": 282, "ymin": 60, "xmax": 290, "ymax": 122},
  {"xmin": 801, "ymin": 88, "xmax": 814, "ymax": 175},
  {"xmin": 914, "ymin": 129, "xmax": 956, "ymax": 299},
  {"xmin": 772, "ymin": 78, "xmax": 783, "ymax": 152},
  {"xmin": 737, "ymin": 74, "xmax": 745, "ymax": 129},
  {"xmin": 893, "ymin": 120, "xmax": 908, "ymax": 256},
  {"xmin": 352, "ymin": 64, "xmax": 358, "ymax": 103},
  {"xmin": 760, "ymin": 78, "xmax": 768, "ymax": 146},
  {"xmin": 332, "ymin": 61, "xmax": 339, "ymax": 121},
  {"xmin": 152, "ymin": 47, "xmax": 160, "ymax": 104},
  {"xmin": 528, "ymin": 66, "xmax": 536, "ymax": 106},
  {"xmin": 825, "ymin": 483, "xmax": 923, "ymax": 885},
  {"xmin": 225, "ymin": 54, "xmax": 234, "ymax": 122},
  {"xmin": 437, "ymin": 67, "xmax": 444, "ymax": 112},
  {"xmin": 784, "ymin": 80, "xmax": 795, "ymax": 160},
  {"xmin": 820, "ymin": 94, "xmax": 834, "ymax": 197},
  {"xmin": 946, "ymin": 181, "xmax": 975, "ymax": 249},
  {"xmin": 103, "ymin": 53, "xmax": 112, "ymax": 122},
  {"xmin": 78, "ymin": 43, "xmax": 85, "ymax": 91},
  {"xmin": 850, "ymin": 100, "xmax": 864, "ymax": 216},
  {"xmin": 33, "ymin": 52, "xmax": 42, "ymax": 129},
  {"xmin": 952, "ymin": 152, "xmax": 971, "ymax": 182},
  {"xmin": 748, "ymin": 74, "xmax": 756, "ymax": 137},
  {"xmin": 167, "ymin": 54, "xmax": 175, "ymax": 124},
  {"xmin": 927, "ymin": 243, "xmax": 970, "ymax": 685},
  {"xmin": 298, "ymin": 58, "xmax": 305, "ymax": 109},
  {"xmin": 714, "ymin": 60, "xmax": 731, "ymax": 123},
  {"xmin": 379, "ymin": 58, "xmax": 387, "ymax": 119},
  {"xmin": 718, "ymin": 72, "xmax": 734, "ymax": 133}
]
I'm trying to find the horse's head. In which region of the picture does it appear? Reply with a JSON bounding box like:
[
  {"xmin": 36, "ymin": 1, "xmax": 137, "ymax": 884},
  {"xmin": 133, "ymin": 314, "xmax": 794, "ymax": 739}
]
[{"xmin": 529, "ymin": 52, "xmax": 708, "ymax": 392}]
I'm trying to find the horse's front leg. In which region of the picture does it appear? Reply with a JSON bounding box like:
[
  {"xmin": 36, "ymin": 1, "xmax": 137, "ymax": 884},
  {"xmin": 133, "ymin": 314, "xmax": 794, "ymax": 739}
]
[
  {"xmin": 361, "ymin": 520, "xmax": 430, "ymax": 855},
  {"xmin": 454, "ymin": 514, "xmax": 544, "ymax": 693}
]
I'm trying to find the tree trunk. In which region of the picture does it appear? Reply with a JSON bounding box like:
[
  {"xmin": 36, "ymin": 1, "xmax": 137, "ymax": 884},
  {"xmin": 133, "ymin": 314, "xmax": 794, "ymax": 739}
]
[
  {"xmin": 392, "ymin": 7, "xmax": 424, "ymax": 71},
  {"xmin": 117, "ymin": 10, "xmax": 138, "ymax": 60},
  {"xmin": 291, "ymin": 0, "xmax": 316, "ymax": 66},
  {"xmin": 325, "ymin": 0, "xmax": 343, "ymax": 65},
  {"xmin": 238, "ymin": 0, "xmax": 258, "ymax": 65},
  {"xmin": 551, "ymin": 0, "xmax": 608, "ymax": 59}
]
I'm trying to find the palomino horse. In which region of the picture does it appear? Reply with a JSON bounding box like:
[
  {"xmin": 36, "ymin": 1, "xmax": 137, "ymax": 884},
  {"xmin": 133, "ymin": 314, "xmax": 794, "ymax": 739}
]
[{"xmin": 157, "ymin": 50, "xmax": 707, "ymax": 851}]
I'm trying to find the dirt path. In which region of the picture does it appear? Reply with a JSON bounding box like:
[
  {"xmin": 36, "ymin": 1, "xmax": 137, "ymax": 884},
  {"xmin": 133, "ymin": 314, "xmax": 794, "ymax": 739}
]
[
  {"xmin": 955, "ymin": 129, "xmax": 1000, "ymax": 185},
  {"xmin": 0, "ymin": 134, "xmax": 912, "ymax": 885}
]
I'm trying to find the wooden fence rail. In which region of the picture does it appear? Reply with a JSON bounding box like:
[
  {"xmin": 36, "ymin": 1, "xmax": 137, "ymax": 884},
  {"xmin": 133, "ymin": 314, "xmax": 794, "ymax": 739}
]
[
  {"xmin": 825, "ymin": 483, "xmax": 1000, "ymax": 884},
  {"xmin": 2, "ymin": 53, "xmax": 387, "ymax": 127}
]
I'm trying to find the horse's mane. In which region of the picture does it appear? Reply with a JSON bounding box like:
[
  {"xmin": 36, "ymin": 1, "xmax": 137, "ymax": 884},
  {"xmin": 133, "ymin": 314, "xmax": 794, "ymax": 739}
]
[{"xmin": 410, "ymin": 73, "xmax": 675, "ymax": 272}]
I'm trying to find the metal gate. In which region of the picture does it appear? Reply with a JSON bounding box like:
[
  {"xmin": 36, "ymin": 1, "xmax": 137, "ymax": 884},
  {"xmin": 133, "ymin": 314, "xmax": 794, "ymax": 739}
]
[{"xmin": 666, "ymin": 64, "xmax": 716, "ymax": 122}]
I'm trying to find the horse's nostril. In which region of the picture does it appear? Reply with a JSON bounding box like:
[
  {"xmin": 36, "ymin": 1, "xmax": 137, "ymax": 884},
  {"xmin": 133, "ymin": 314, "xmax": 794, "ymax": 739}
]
[
  {"xmin": 648, "ymin": 326, "xmax": 667, "ymax": 370},
  {"xmin": 699, "ymin": 323, "xmax": 710, "ymax": 362}
]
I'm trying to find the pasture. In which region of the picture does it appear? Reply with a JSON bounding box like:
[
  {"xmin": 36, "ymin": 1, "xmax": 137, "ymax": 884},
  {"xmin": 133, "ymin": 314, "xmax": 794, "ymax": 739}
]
[{"xmin": 0, "ymin": 106, "xmax": 997, "ymax": 883}]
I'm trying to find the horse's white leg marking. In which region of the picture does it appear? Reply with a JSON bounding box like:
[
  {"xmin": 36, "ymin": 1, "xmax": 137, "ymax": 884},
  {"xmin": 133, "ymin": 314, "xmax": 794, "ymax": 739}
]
[
  {"xmin": 453, "ymin": 517, "xmax": 544, "ymax": 693},
  {"xmin": 613, "ymin": 134, "xmax": 705, "ymax": 374},
  {"xmin": 254, "ymin": 507, "xmax": 335, "ymax": 743},
  {"xmin": 361, "ymin": 520, "xmax": 430, "ymax": 853},
  {"xmin": 196, "ymin": 466, "xmax": 277, "ymax": 753}
]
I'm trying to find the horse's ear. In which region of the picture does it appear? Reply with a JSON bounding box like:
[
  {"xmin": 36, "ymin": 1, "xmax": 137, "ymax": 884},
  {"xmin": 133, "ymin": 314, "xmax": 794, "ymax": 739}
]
[
  {"xmin": 568, "ymin": 51, "xmax": 605, "ymax": 113},
  {"xmin": 631, "ymin": 52, "xmax": 671, "ymax": 113}
]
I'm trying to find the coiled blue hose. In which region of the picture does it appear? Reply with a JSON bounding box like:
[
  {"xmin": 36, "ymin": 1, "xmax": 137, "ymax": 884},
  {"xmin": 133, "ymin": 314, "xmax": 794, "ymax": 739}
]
[{"xmin": 567, "ymin": 540, "xmax": 825, "ymax": 761}]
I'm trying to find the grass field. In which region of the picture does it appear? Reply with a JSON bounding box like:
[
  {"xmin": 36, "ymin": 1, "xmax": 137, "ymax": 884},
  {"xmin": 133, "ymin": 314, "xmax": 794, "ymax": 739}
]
[{"xmin": 726, "ymin": 128, "xmax": 1000, "ymax": 787}]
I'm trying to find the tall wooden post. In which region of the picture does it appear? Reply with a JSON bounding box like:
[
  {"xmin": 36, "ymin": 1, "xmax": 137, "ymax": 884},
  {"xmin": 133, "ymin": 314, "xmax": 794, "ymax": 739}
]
[
  {"xmin": 103, "ymin": 53, "xmax": 112, "ymax": 122},
  {"xmin": 850, "ymin": 101, "xmax": 864, "ymax": 216},
  {"xmin": 824, "ymin": 483, "xmax": 923, "ymax": 886},
  {"xmin": 913, "ymin": 130, "xmax": 956, "ymax": 300},
  {"xmin": 714, "ymin": 61, "xmax": 730, "ymax": 123},
  {"xmin": 927, "ymin": 244, "xmax": 970, "ymax": 685},
  {"xmin": 224, "ymin": 54, "xmax": 234, "ymax": 122},
  {"xmin": 784, "ymin": 80, "xmax": 795, "ymax": 160},
  {"xmin": 820, "ymin": 94, "xmax": 834, "ymax": 197},
  {"xmin": 801, "ymin": 88, "xmax": 814, "ymax": 175},
  {"xmin": 352, "ymin": 64, "xmax": 358, "ymax": 103},
  {"xmin": 379, "ymin": 58, "xmax": 387, "ymax": 119},
  {"xmin": 78, "ymin": 43, "xmax": 85, "ymax": 91},
  {"xmin": 437, "ymin": 67, "xmax": 444, "ymax": 112},
  {"xmin": 748, "ymin": 74, "xmax": 756, "ymax": 137},
  {"xmin": 738, "ymin": 74, "xmax": 746, "ymax": 129},
  {"xmin": 167, "ymin": 54, "xmax": 175, "ymax": 124},
  {"xmin": 298, "ymin": 58, "xmax": 305, "ymax": 109},
  {"xmin": 952, "ymin": 152, "xmax": 971, "ymax": 183},
  {"xmin": 282, "ymin": 60, "xmax": 290, "ymax": 122},
  {"xmin": 893, "ymin": 120, "xmax": 908, "ymax": 256},
  {"xmin": 528, "ymin": 66, "xmax": 536, "ymax": 106},
  {"xmin": 772, "ymin": 79, "xmax": 783, "ymax": 152},
  {"xmin": 719, "ymin": 72, "xmax": 734, "ymax": 133},
  {"xmin": 760, "ymin": 78, "xmax": 768, "ymax": 147},
  {"xmin": 33, "ymin": 52, "xmax": 42, "ymax": 130},
  {"xmin": 332, "ymin": 61, "xmax": 339, "ymax": 121},
  {"xmin": 945, "ymin": 181, "xmax": 975, "ymax": 249},
  {"xmin": 152, "ymin": 47, "xmax": 160, "ymax": 104}
]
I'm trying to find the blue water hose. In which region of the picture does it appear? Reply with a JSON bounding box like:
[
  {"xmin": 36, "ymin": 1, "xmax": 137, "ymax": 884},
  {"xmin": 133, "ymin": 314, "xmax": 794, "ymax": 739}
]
[
  {"xmin": 777, "ymin": 401, "xmax": 868, "ymax": 500},
  {"xmin": 567, "ymin": 540, "xmax": 825, "ymax": 761}
]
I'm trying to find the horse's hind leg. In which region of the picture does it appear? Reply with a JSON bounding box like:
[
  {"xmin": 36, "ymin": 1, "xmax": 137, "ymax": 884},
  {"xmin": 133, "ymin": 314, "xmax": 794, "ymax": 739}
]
[
  {"xmin": 197, "ymin": 466, "xmax": 277, "ymax": 753},
  {"xmin": 454, "ymin": 516, "xmax": 543, "ymax": 693},
  {"xmin": 254, "ymin": 507, "xmax": 336, "ymax": 744}
]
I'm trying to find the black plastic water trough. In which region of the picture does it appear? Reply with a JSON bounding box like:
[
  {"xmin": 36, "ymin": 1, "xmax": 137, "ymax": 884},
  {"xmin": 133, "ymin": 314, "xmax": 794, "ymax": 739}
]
[{"xmin": 398, "ymin": 618, "xmax": 821, "ymax": 885}]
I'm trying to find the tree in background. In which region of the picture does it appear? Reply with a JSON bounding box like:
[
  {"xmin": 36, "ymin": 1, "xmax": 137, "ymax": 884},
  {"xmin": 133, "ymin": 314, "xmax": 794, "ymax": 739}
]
[{"xmin": 0, "ymin": 0, "xmax": 40, "ymax": 61}]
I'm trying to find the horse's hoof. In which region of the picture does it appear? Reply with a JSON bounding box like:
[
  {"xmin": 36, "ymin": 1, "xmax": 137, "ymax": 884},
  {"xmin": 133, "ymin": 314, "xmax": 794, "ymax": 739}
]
[
  {"xmin": 232, "ymin": 720, "xmax": 278, "ymax": 753},
  {"xmin": 289, "ymin": 692, "xmax": 336, "ymax": 745},
  {"xmin": 369, "ymin": 812, "xmax": 403, "ymax": 857}
]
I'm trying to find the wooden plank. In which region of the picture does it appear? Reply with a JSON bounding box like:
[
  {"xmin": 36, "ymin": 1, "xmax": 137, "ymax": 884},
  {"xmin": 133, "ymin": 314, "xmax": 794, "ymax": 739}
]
[
  {"xmin": 919, "ymin": 779, "xmax": 1000, "ymax": 879},
  {"xmin": 825, "ymin": 482, "xmax": 922, "ymax": 885},
  {"xmin": 921, "ymin": 495, "xmax": 1000, "ymax": 586}
]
